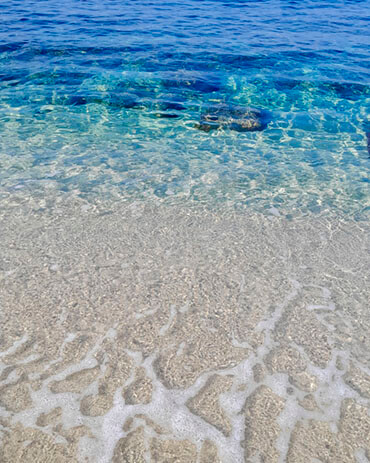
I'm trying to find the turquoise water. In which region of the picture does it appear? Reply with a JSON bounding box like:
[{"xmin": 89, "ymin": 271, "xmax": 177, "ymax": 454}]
[{"xmin": 0, "ymin": 0, "xmax": 369, "ymax": 215}]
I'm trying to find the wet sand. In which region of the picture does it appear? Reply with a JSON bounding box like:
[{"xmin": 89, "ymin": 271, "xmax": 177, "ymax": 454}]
[{"xmin": 0, "ymin": 195, "xmax": 369, "ymax": 462}]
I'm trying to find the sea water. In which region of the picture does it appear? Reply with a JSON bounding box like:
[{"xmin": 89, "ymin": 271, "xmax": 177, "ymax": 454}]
[
  {"xmin": 0, "ymin": 0, "xmax": 369, "ymax": 216},
  {"xmin": 0, "ymin": 1, "xmax": 369, "ymax": 462}
]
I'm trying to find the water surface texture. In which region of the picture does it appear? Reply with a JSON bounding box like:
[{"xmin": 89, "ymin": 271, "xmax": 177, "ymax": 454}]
[
  {"xmin": 1, "ymin": 2, "xmax": 370, "ymax": 463},
  {"xmin": 0, "ymin": 0, "xmax": 369, "ymax": 214}
]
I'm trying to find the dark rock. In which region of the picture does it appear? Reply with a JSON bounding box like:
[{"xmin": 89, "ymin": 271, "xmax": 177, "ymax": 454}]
[
  {"xmin": 154, "ymin": 112, "xmax": 180, "ymax": 118},
  {"xmin": 144, "ymin": 99, "xmax": 185, "ymax": 118},
  {"xmin": 163, "ymin": 77, "xmax": 220, "ymax": 93},
  {"xmin": 108, "ymin": 92, "xmax": 140, "ymax": 108},
  {"xmin": 156, "ymin": 100, "xmax": 185, "ymax": 111},
  {"xmin": 68, "ymin": 95, "xmax": 89, "ymax": 106},
  {"xmin": 196, "ymin": 105, "xmax": 269, "ymax": 132},
  {"xmin": 67, "ymin": 92, "xmax": 140, "ymax": 109}
]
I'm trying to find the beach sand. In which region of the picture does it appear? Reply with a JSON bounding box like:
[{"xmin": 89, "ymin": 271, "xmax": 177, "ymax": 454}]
[{"xmin": 0, "ymin": 194, "xmax": 369, "ymax": 462}]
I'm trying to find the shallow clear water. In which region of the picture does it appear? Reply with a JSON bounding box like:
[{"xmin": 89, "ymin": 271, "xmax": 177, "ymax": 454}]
[
  {"xmin": 1, "ymin": 0, "xmax": 369, "ymax": 215},
  {"xmin": 1, "ymin": 3, "xmax": 370, "ymax": 462}
]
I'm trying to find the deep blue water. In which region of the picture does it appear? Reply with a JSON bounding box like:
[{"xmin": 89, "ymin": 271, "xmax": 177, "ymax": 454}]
[{"xmin": 0, "ymin": 0, "xmax": 369, "ymax": 215}]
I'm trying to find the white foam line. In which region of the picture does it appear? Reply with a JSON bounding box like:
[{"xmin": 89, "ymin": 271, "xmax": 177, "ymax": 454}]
[
  {"xmin": 6, "ymin": 328, "xmax": 117, "ymax": 434},
  {"xmin": 158, "ymin": 304, "xmax": 177, "ymax": 336},
  {"xmin": 91, "ymin": 349, "xmax": 255, "ymax": 463},
  {"xmin": 0, "ymin": 335, "xmax": 29, "ymax": 359},
  {"xmin": 354, "ymin": 448, "xmax": 369, "ymax": 463},
  {"xmin": 94, "ymin": 279, "xmax": 306, "ymax": 463}
]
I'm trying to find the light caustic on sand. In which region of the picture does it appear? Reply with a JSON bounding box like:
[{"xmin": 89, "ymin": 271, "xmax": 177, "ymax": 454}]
[{"xmin": 0, "ymin": 197, "xmax": 369, "ymax": 462}]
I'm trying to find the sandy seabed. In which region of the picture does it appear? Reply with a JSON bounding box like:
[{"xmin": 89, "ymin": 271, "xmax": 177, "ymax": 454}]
[{"xmin": 0, "ymin": 193, "xmax": 369, "ymax": 462}]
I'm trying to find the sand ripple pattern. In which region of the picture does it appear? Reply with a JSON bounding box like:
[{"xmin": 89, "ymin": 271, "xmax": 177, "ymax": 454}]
[{"xmin": 0, "ymin": 198, "xmax": 369, "ymax": 462}]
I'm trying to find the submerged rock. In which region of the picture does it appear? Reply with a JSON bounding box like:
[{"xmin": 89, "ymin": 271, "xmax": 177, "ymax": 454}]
[
  {"xmin": 67, "ymin": 92, "xmax": 140, "ymax": 109},
  {"xmin": 196, "ymin": 105, "xmax": 269, "ymax": 132},
  {"xmin": 147, "ymin": 98, "xmax": 185, "ymax": 118},
  {"xmin": 108, "ymin": 92, "xmax": 140, "ymax": 108},
  {"xmin": 155, "ymin": 100, "xmax": 185, "ymax": 111},
  {"xmin": 154, "ymin": 112, "xmax": 180, "ymax": 118},
  {"xmin": 163, "ymin": 77, "xmax": 220, "ymax": 93}
]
